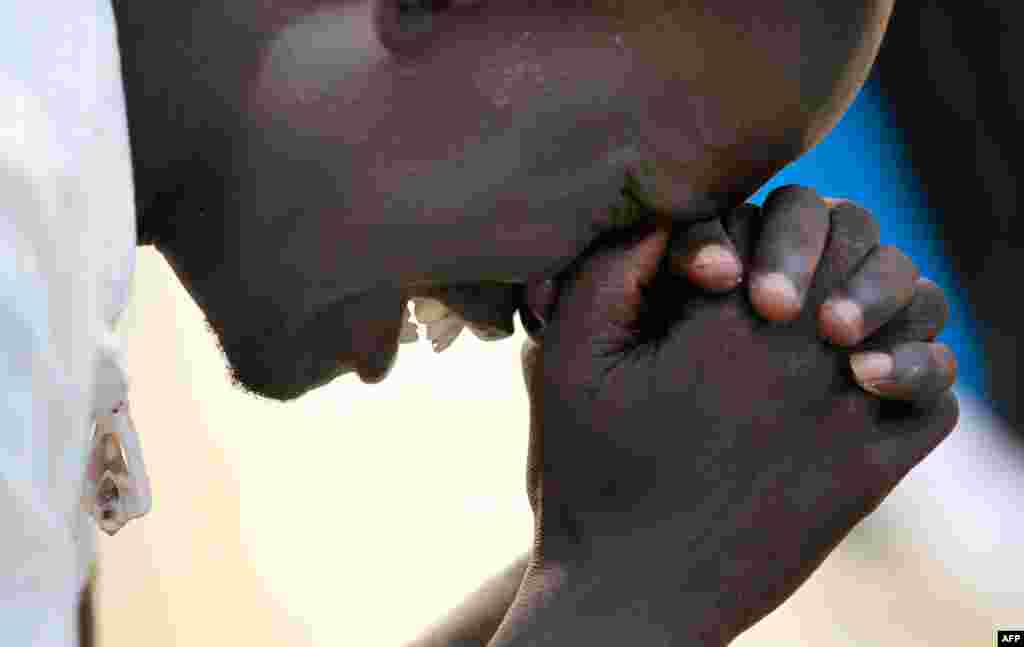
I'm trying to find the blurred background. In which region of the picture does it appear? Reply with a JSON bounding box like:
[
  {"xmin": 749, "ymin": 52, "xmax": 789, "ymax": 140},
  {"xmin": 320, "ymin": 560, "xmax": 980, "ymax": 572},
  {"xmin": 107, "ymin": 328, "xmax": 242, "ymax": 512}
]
[{"xmin": 95, "ymin": 2, "xmax": 1021, "ymax": 645}]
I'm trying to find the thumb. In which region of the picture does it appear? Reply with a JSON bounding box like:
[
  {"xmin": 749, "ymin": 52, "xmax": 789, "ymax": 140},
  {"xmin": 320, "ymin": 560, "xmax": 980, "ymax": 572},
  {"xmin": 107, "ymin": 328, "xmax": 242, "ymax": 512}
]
[
  {"xmin": 520, "ymin": 336, "xmax": 543, "ymax": 514},
  {"xmin": 545, "ymin": 223, "xmax": 671, "ymax": 354},
  {"xmin": 866, "ymin": 391, "xmax": 960, "ymax": 484},
  {"xmin": 520, "ymin": 224, "xmax": 668, "ymax": 516},
  {"xmin": 520, "ymin": 335, "xmax": 542, "ymax": 400}
]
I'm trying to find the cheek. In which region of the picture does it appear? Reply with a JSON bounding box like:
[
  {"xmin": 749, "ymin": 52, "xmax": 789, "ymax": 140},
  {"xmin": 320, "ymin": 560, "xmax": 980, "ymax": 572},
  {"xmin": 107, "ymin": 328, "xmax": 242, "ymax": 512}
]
[
  {"xmin": 235, "ymin": 1, "xmax": 888, "ymax": 294},
  {"xmin": 243, "ymin": 8, "xmax": 658, "ymax": 276},
  {"xmin": 301, "ymin": 212, "xmax": 599, "ymax": 295}
]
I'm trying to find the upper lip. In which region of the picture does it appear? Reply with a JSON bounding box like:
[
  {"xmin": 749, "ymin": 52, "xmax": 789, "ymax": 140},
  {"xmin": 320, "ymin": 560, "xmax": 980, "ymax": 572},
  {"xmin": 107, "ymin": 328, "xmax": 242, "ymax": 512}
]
[{"xmin": 278, "ymin": 262, "xmax": 572, "ymax": 395}]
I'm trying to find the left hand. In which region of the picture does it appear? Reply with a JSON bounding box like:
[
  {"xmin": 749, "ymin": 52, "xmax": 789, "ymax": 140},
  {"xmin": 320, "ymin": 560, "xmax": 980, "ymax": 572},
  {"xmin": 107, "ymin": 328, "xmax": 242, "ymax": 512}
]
[
  {"xmin": 523, "ymin": 185, "xmax": 954, "ymax": 406},
  {"xmin": 510, "ymin": 208, "xmax": 958, "ymax": 646}
]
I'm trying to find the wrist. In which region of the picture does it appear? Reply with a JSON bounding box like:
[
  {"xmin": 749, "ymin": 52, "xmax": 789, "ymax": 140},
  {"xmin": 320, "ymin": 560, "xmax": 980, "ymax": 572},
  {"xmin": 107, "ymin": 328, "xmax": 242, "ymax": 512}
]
[{"xmin": 488, "ymin": 554, "xmax": 727, "ymax": 647}]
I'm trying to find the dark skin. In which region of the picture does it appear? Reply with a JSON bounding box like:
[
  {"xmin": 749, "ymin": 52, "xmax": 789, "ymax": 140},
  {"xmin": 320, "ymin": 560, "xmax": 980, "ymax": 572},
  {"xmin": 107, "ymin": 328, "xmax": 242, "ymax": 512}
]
[
  {"xmin": 402, "ymin": 195, "xmax": 956, "ymax": 647},
  {"xmin": 104, "ymin": 0, "xmax": 958, "ymax": 644},
  {"xmin": 113, "ymin": 0, "xmax": 901, "ymax": 400},
  {"xmin": 503, "ymin": 203, "xmax": 958, "ymax": 647}
]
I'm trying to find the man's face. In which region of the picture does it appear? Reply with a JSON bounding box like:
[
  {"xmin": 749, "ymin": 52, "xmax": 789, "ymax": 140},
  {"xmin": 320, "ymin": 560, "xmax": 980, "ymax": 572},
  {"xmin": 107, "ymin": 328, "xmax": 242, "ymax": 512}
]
[{"xmin": 119, "ymin": 0, "xmax": 892, "ymax": 400}]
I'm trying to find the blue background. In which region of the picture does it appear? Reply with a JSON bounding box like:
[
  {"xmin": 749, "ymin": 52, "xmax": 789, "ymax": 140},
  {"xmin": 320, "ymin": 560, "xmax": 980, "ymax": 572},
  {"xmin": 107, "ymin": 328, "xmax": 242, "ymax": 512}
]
[{"xmin": 750, "ymin": 77, "xmax": 986, "ymax": 399}]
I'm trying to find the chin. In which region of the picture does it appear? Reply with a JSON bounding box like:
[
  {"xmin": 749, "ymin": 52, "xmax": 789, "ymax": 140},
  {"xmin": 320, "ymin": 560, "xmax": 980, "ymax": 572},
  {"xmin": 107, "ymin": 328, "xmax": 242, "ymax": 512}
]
[
  {"xmin": 221, "ymin": 335, "xmax": 353, "ymax": 402},
  {"xmin": 208, "ymin": 297, "xmax": 360, "ymax": 402},
  {"xmin": 228, "ymin": 284, "xmax": 542, "ymax": 400}
]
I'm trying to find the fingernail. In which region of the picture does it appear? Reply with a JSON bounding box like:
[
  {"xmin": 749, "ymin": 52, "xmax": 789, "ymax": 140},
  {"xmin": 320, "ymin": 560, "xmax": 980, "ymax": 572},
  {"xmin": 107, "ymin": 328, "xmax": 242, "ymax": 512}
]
[
  {"xmin": 690, "ymin": 245, "xmax": 742, "ymax": 291},
  {"xmin": 820, "ymin": 298, "xmax": 865, "ymax": 346},
  {"xmin": 850, "ymin": 352, "xmax": 893, "ymax": 391},
  {"xmin": 750, "ymin": 272, "xmax": 800, "ymax": 321}
]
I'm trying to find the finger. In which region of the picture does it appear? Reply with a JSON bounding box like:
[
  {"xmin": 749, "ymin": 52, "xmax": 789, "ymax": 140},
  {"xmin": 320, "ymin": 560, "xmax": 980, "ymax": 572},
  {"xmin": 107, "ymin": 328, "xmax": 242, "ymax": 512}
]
[
  {"xmin": 748, "ymin": 185, "xmax": 831, "ymax": 322},
  {"xmin": 520, "ymin": 337, "xmax": 543, "ymax": 513},
  {"xmin": 721, "ymin": 203, "xmax": 762, "ymax": 264},
  {"xmin": 545, "ymin": 223, "xmax": 670, "ymax": 356},
  {"xmin": 668, "ymin": 218, "xmax": 743, "ymax": 293},
  {"xmin": 856, "ymin": 277, "xmax": 949, "ymax": 351},
  {"xmin": 805, "ymin": 200, "xmax": 881, "ymax": 319},
  {"xmin": 850, "ymin": 341, "xmax": 957, "ymax": 405},
  {"xmin": 520, "ymin": 276, "xmax": 558, "ymax": 343},
  {"xmin": 820, "ymin": 244, "xmax": 919, "ymax": 347},
  {"xmin": 863, "ymin": 390, "xmax": 960, "ymax": 483},
  {"xmin": 518, "ymin": 298, "xmax": 547, "ymax": 343},
  {"xmin": 520, "ymin": 336, "xmax": 541, "ymax": 398}
]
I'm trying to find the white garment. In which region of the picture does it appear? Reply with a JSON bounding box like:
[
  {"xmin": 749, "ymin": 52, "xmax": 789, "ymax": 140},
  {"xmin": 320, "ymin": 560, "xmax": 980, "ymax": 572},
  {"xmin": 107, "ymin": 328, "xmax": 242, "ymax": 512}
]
[{"xmin": 1, "ymin": 1, "xmax": 136, "ymax": 644}]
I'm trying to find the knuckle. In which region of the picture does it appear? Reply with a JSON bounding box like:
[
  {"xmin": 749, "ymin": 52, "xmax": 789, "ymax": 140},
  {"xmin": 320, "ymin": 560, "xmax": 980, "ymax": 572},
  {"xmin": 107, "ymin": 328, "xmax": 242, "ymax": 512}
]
[
  {"xmin": 730, "ymin": 203, "xmax": 761, "ymax": 221},
  {"xmin": 895, "ymin": 341, "xmax": 958, "ymax": 400},
  {"xmin": 929, "ymin": 342, "xmax": 957, "ymax": 382},
  {"xmin": 874, "ymin": 244, "xmax": 914, "ymax": 269},
  {"xmin": 901, "ymin": 339, "xmax": 932, "ymax": 357},
  {"xmin": 929, "ymin": 294, "xmax": 951, "ymax": 333},
  {"xmin": 765, "ymin": 184, "xmax": 825, "ymax": 211},
  {"xmin": 827, "ymin": 203, "xmax": 881, "ymax": 255},
  {"xmin": 863, "ymin": 247, "xmax": 919, "ymax": 298},
  {"xmin": 772, "ymin": 183, "xmax": 817, "ymax": 200},
  {"xmin": 907, "ymin": 278, "xmax": 949, "ymax": 322},
  {"xmin": 723, "ymin": 203, "xmax": 760, "ymax": 260},
  {"xmin": 914, "ymin": 278, "xmax": 948, "ymax": 312},
  {"xmin": 830, "ymin": 200, "xmax": 875, "ymax": 226},
  {"xmin": 917, "ymin": 276, "xmax": 946, "ymax": 299},
  {"xmin": 677, "ymin": 217, "xmax": 728, "ymax": 249}
]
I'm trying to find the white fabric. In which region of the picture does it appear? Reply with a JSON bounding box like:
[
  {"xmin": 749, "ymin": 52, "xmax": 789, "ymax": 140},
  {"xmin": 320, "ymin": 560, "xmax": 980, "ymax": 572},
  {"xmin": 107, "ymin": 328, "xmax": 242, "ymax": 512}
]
[{"xmin": 1, "ymin": 1, "xmax": 136, "ymax": 644}]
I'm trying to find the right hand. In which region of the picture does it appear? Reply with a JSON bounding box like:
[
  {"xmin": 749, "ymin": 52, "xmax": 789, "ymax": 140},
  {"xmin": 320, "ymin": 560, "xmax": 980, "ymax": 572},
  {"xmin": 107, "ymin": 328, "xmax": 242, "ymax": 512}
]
[
  {"xmin": 522, "ymin": 187, "xmax": 955, "ymax": 404},
  {"xmin": 518, "ymin": 210, "xmax": 959, "ymax": 645}
]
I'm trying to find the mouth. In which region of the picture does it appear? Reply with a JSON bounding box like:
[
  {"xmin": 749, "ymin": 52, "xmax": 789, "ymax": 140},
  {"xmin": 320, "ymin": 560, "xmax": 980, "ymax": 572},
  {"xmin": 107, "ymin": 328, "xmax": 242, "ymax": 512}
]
[
  {"xmin": 403, "ymin": 194, "xmax": 653, "ymax": 354},
  {"xmin": 303, "ymin": 206, "xmax": 654, "ymax": 392},
  {"xmin": 409, "ymin": 271, "xmax": 560, "ymax": 352},
  {"xmin": 254, "ymin": 191, "xmax": 655, "ymax": 398},
  {"xmin": 225, "ymin": 281, "xmax": 544, "ymax": 402}
]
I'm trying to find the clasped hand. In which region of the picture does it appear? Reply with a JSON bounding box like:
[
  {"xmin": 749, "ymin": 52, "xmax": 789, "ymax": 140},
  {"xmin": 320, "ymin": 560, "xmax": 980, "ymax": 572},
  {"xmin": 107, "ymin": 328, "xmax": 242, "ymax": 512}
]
[{"xmin": 508, "ymin": 187, "xmax": 958, "ymax": 646}]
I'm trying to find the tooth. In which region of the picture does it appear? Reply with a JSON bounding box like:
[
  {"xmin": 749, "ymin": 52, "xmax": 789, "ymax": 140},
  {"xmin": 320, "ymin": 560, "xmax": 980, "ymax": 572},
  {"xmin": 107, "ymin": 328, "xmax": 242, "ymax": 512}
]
[
  {"xmin": 413, "ymin": 297, "xmax": 449, "ymax": 324},
  {"xmin": 399, "ymin": 304, "xmax": 419, "ymax": 343},
  {"xmin": 400, "ymin": 318, "xmax": 419, "ymax": 343},
  {"xmin": 427, "ymin": 315, "xmax": 465, "ymax": 353}
]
